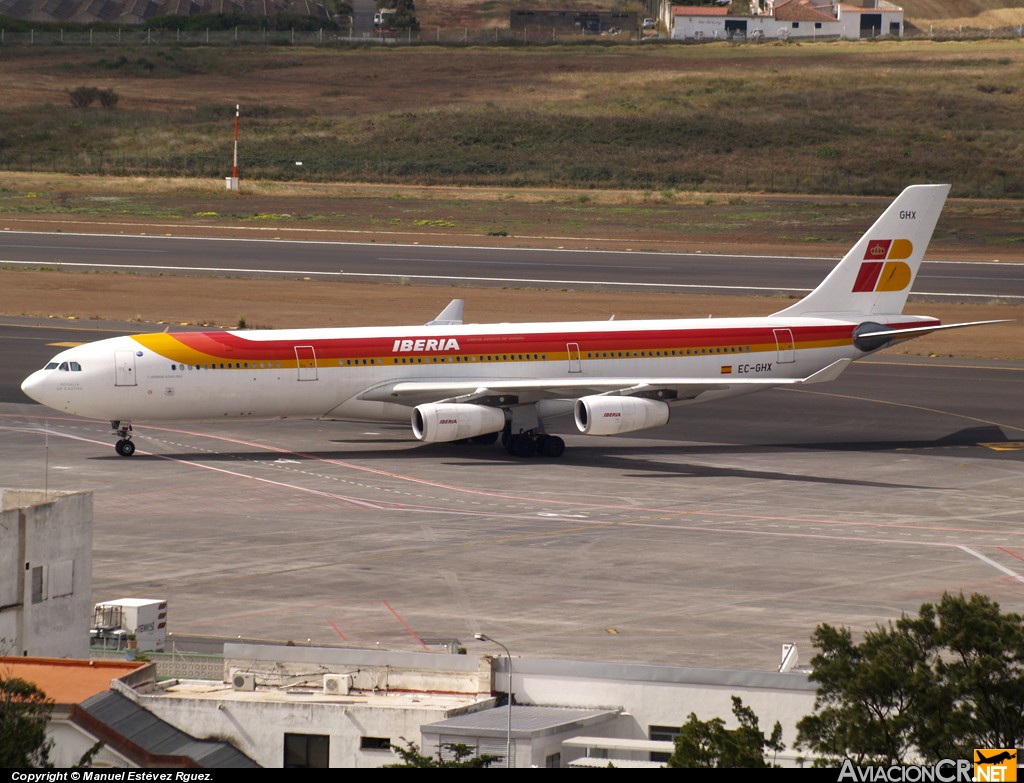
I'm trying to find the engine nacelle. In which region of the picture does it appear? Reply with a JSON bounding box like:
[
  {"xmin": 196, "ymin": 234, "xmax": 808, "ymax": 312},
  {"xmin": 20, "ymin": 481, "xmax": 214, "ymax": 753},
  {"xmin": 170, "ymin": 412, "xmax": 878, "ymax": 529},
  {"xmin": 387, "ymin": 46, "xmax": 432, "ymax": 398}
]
[
  {"xmin": 412, "ymin": 403, "xmax": 506, "ymax": 443},
  {"xmin": 574, "ymin": 395, "xmax": 670, "ymax": 436}
]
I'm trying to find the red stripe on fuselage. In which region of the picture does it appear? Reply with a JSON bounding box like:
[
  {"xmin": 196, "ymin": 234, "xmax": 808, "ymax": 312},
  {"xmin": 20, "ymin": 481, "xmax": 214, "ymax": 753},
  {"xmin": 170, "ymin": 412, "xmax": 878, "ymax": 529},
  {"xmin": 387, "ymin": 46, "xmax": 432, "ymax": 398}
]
[{"xmin": 158, "ymin": 321, "xmax": 936, "ymax": 362}]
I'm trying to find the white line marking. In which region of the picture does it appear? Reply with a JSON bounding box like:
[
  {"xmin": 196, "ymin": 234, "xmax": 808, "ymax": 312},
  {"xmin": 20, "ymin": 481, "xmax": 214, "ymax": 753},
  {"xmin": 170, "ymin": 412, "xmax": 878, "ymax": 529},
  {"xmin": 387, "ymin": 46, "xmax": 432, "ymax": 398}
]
[{"xmin": 958, "ymin": 545, "xmax": 1024, "ymax": 584}]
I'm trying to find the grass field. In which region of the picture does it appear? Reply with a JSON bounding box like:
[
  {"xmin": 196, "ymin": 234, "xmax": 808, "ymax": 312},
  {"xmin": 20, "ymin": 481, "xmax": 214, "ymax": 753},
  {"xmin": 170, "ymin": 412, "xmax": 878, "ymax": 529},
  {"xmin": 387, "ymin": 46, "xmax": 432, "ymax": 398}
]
[
  {"xmin": 0, "ymin": 35, "xmax": 1020, "ymax": 360},
  {"xmin": 2, "ymin": 40, "xmax": 1024, "ymax": 196}
]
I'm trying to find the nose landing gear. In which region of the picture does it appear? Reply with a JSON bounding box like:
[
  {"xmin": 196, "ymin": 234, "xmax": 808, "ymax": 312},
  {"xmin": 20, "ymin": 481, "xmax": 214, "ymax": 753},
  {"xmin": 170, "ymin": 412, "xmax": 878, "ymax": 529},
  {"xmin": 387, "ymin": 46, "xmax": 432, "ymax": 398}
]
[{"xmin": 111, "ymin": 421, "xmax": 136, "ymax": 457}]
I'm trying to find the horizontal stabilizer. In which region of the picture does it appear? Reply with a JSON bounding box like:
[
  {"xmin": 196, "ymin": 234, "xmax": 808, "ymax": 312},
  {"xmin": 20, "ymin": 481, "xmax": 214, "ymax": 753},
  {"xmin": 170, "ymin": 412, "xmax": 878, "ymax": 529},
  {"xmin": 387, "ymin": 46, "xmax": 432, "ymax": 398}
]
[
  {"xmin": 857, "ymin": 319, "xmax": 1012, "ymax": 341},
  {"xmin": 797, "ymin": 358, "xmax": 851, "ymax": 385}
]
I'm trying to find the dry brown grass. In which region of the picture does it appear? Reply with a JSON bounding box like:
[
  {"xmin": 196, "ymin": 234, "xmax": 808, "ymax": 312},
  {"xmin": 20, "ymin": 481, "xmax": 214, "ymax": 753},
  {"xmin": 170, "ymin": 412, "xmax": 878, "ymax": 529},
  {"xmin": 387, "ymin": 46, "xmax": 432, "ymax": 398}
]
[{"xmin": 901, "ymin": 0, "xmax": 1024, "ymax": 26}]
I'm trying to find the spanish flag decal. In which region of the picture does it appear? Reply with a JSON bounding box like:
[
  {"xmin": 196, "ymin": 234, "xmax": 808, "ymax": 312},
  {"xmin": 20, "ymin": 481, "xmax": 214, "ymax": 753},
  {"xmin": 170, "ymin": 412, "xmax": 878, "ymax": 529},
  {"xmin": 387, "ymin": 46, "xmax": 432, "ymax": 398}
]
[{"xmin": 720, "ymin": 365, "xmax": 733, "ymax": 375}]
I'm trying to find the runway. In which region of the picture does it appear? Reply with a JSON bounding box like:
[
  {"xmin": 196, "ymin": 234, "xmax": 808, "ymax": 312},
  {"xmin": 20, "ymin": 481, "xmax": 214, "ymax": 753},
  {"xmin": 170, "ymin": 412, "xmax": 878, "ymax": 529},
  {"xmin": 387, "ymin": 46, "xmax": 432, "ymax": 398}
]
[
  {"xmin": 1, "ymin": 230, "xmax": 1022, "ymax": 300},
  {"xmin": 4, "ymin": 320, "xmax": 1023, "ymax": 667}
]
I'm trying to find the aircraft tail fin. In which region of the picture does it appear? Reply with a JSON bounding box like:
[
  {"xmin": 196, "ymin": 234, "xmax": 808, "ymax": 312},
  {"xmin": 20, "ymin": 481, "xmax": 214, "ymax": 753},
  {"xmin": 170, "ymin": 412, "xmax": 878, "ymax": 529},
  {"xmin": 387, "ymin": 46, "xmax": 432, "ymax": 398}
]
[
  {"xmin": 426, "ymin": 299, "xmax": 464, "ymax": 326},
  {"xmin": 772, "ymin": 184, "xmax": 950, "ymax": 319}
]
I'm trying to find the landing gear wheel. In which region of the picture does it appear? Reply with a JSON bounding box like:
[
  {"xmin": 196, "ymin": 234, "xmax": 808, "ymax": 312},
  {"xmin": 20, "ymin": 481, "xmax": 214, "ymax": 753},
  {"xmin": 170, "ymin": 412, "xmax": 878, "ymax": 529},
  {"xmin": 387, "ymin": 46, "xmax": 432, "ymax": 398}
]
[
  {"xmin": 114, "ymin": 439, "xmax": 136, "ymax": 457},
  {"xmin": 512, "ymin": 436, "xmax": 537, "ymax": 458},
  {"xmin": 537, "ymin": 435, "xmax": 565, "ymax": 458}
]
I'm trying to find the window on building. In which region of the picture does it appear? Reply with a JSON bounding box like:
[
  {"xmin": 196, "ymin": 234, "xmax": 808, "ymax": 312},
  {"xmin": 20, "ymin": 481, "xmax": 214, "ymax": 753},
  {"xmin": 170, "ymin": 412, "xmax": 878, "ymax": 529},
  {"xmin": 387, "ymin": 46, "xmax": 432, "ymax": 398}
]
[
  {"xmin": 31, "ymin": 565, "xmax": 45, "ymax": 604},
  {"xmin": 284, "ymin": 733, "xmax": 329, "ymax": 768},
  {"xmin": 360, "ymin": 736, "xmax": 391, "ymax": 750},
  {"xmin": 649, "ymin": 724, "xmax": 681, "ymax": 763}
]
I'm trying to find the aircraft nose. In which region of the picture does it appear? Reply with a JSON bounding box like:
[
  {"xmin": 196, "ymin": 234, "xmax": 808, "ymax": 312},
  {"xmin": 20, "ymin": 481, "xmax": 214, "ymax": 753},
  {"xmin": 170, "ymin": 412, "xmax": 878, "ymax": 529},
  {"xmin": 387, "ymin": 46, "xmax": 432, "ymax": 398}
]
[{"xmin": 21, "ymin": 370, "xmax": 49, "ymax": 405}]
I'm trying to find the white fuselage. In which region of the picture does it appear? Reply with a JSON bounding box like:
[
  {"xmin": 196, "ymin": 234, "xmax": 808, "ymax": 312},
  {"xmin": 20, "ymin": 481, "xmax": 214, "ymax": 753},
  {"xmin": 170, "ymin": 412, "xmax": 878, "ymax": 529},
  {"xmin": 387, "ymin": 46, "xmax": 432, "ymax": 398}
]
[{"xmin": 20, "ymin": 313, "xmax": 935, "ymax": 426}]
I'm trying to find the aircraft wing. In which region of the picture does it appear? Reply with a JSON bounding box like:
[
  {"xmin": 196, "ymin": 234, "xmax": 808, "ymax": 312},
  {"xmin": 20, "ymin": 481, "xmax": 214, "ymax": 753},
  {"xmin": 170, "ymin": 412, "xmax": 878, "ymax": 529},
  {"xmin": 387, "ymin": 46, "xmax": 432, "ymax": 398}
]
[{"xmin": 359, "ymin": 359, "xmax": 851, "ymax": 406}]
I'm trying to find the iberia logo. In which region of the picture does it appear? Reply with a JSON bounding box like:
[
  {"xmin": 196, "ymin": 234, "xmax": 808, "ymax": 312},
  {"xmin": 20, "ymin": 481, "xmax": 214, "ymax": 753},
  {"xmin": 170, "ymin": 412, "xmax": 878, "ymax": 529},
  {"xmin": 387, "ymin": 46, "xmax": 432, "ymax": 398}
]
[
  {"xmin": 852, "ymin": 239, "xmax": 914, "ymax": 293},
  {"xmin": 974, "ymin": 749, "xmax": 1018, "ymax": 782}
]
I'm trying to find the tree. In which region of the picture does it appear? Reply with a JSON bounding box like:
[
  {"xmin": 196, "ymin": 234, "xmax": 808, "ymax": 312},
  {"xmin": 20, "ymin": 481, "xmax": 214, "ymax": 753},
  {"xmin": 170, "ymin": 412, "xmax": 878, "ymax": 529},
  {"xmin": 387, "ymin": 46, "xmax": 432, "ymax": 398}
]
[
  {"xmin": 0, "ymin": 675, "xmax": 54, "ymax": 768},
  {"xmin": 386, "ymin": 0, "xmax": 419, "ymax": 32},
  {"xmin": 797, "ymin": 592, "xmax": 1024, "ymax": 766},
  {"xmin": 668, "ymin": 696, "xmax": 785, "ymax": 768},
  {"xmin": 387, "ymin": 738, "xmax": 499, "ymax": 768}
]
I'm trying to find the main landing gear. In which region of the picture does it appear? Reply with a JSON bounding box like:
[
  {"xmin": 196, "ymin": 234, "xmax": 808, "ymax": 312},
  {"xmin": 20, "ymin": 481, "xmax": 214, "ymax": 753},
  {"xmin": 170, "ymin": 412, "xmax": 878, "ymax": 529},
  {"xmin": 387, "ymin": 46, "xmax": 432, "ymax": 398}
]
[
  {"xmin": 111, "ymin": 420, "xmax": 136, "ymax": 457},
  {"xmin": 502, "ymin": 429, "xmax": 565, "ymax": 459}
]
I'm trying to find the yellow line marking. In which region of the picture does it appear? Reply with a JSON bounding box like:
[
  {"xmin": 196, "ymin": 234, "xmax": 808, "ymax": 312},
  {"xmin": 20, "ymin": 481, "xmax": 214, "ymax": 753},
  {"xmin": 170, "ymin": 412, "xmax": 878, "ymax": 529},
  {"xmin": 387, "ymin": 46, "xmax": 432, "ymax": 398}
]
[
  {"xmin": 47, "ymin": 341, "xmax": 84, "ymax": 348},
  {"xmin": 980, "ymin": 442, "xmax": 1024, "ymax": 451}
]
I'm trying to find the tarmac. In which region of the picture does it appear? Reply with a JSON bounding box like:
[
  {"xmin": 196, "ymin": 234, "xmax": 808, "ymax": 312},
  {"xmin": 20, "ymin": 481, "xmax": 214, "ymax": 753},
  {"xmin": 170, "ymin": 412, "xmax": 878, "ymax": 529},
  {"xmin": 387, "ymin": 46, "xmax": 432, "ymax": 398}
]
[{"xmin": 3, "ymin": 348, "xmax": 1022, "ymax": 671}]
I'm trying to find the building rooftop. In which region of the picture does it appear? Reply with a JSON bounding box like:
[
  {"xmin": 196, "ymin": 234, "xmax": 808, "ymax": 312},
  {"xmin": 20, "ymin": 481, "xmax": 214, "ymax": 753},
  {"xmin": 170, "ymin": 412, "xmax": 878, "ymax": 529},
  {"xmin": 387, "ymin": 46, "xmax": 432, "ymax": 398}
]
[
  {"xmin": 157, "ymin": 676, "xmax": 493, "ymax": 711},
  {"xmin": 672, "ymin": 4, "xmax": 730, "ymax": 16},
  {"xmin": 77, "ymin": 690, "xmax": 260, "ymax": 768},
  {"xmin": 425, "ymin": 704, "xmax": 619, "ymax": 736},
  {"xmin": 0, "ymin": 656, "xmax": 147, "ymax": 705},
  {"xmin": 774, "ymin": 0, "xmax": 838, "ymax": 22}
]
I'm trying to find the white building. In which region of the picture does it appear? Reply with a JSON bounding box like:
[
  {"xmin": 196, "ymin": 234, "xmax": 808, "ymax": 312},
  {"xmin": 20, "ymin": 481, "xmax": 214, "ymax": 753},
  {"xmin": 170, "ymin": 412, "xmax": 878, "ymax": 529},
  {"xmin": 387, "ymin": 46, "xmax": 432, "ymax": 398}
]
[
  {"xmin": 666, "ymin": 0, "xmax": 903, "ymax": 41},
  {"xmin": 7, "ymin": 641, "xmax": 819, "ymax": 767},
  {"xmin": 100, "ymin": 642, "xmax": 818, "ymax": 767},
  {"xmin": 0, "ymin": 489, "xmax": 92, "ymax": 659},
  {"xmin": 1, "ymin": 656, "xmax": 257, "ymax": 768}
]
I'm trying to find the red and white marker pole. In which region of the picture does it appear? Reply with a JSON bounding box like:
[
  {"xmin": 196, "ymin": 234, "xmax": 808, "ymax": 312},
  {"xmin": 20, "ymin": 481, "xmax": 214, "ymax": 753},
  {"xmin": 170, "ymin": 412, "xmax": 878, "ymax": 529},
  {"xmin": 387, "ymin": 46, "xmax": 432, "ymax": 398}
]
[{"xmin": 227, "ymin": 104, "xmax": 240, "ymax": 191}]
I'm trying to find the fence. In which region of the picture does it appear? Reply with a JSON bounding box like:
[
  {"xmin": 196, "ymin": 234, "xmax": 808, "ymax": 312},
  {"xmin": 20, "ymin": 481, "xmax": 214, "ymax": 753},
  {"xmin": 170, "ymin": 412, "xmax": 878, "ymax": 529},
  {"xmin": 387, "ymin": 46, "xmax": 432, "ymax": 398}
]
[
  {"xmin": 0, "ymin": 25, "xmax": 1021, "ymax": 47},
  {"xmin": 0, "ymin": 26, "xmax": 648, "ymax": 46},
  {"xmin": 91, "ymin": 647, "xmax": 225, "ymax": 681}
]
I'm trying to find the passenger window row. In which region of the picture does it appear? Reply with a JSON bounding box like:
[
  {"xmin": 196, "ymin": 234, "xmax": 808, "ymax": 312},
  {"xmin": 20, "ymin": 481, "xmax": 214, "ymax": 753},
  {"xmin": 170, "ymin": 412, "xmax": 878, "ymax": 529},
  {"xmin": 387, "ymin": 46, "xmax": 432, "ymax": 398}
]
[
  {"xmin": 170, "ymin": 362, "xmax": 283, "ymax": 371},
  {"xmin": 585, "ymin": 346, "xmax": 753, "ymax": 359}
]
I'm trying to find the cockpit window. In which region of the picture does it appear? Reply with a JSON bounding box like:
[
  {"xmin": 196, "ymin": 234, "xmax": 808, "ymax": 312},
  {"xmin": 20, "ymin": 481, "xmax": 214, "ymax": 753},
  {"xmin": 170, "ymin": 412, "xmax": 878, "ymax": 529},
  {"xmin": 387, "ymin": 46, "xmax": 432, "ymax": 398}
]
[
  {"xmin": 44, "ymin": 362, "xmax": 59, "ymax": 370},
  {"xmin": 58, "ymin": 362, "xmax": 69, "ymax": 371},
  {"xmin": 70, "ymin": 362, "xmax": 82, "ymax": 371}
]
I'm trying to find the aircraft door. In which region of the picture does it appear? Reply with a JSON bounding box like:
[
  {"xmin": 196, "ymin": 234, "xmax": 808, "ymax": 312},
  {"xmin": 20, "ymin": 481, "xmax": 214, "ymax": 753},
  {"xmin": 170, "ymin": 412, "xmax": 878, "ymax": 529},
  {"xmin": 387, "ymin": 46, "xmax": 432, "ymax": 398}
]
[
  {"xmin": 114, "ymin": 350, "xmax": 137, "ymax": 387},
  {"xmin": 773, "ymin": 328, "xmax": 796, "ymax": 364},
  {"xmin": 566, "ymin": 342, "xmax": 582, "ymax": 373},
  {"xmin": 295, "ymin": 345, "xmax": 318, "ymax": 381}
]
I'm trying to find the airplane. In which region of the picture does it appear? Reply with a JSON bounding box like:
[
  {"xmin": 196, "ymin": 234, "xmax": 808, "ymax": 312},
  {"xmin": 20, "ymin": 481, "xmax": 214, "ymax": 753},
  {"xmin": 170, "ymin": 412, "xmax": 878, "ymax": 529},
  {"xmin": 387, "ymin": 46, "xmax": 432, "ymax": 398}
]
[
  {"xmin": 20, "ymin": 184, "xmax": 1005, "ymax": 459},
  {"xmin": 976, "ymin": 751, "xmax": 1017, "ymax": 765}
]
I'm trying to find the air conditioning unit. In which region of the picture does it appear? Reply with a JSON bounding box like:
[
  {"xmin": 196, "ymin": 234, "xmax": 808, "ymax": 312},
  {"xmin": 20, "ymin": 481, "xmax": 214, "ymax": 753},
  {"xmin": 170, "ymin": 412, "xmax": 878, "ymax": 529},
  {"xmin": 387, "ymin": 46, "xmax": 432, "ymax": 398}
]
[
  {"xmin": 324, "ymin": 674, "xmax": 351, "ymax": 695},
  {"xmin": 231, "ymin": 671, "xmax": 256, "ymax": 692}
]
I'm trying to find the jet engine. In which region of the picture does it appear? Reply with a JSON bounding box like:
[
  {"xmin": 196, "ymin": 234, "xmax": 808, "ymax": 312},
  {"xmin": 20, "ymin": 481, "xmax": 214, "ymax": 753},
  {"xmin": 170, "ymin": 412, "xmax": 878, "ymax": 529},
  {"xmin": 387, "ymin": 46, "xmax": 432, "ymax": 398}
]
[
  {"xmin": 412, "ymin": 403, "xmax": 506, "ymax": 443},
  {"xmin": 574, "ymin": 395, "xmax": 670, "ymax": 436}
]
